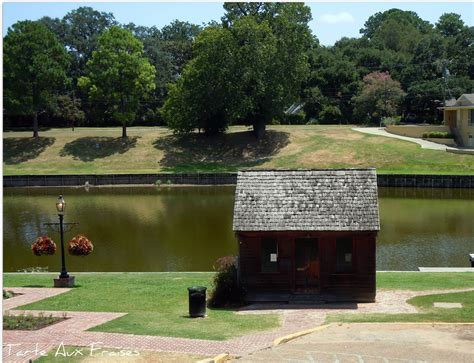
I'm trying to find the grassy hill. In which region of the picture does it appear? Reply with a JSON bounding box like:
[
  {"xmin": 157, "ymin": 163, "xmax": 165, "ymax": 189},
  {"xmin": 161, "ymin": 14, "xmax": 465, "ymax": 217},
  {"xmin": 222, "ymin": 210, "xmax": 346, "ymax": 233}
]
[{"xmin": 3, "ymin": 125, "xmax": 474, "ymax": 175}]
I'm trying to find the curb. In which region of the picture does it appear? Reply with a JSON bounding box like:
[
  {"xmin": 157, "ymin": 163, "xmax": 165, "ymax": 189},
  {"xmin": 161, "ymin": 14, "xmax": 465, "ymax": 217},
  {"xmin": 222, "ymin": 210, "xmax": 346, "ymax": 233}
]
[
  {"xmin": 273, "ymin": 324, "xmax": 331, "ymax": 346},
  {"xmin": 196, "ymin": 353, "xmax": 230, "ymax": 363}
]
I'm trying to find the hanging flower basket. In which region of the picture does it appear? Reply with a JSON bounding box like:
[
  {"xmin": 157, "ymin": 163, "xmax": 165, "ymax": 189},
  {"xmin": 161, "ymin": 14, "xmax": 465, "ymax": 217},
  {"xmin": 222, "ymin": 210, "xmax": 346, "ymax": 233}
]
[
  {"xmin": 68, "ymin": 234, "xmax": 94, "ymax": 256},
  {"xmin": 32, "ymin": 236, "xmax": 57, "ymax": 256}
]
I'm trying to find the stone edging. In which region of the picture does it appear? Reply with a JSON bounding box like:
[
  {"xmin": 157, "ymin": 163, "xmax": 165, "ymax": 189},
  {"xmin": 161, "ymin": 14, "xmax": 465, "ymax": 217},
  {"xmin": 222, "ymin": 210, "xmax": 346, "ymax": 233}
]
[{"xmin": 4, "ymin": 173, "xmax": 474, "ymax": 188}]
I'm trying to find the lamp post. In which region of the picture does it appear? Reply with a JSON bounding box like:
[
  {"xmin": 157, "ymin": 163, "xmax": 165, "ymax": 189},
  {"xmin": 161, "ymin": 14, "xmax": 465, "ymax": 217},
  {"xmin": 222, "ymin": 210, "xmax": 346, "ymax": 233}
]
[
  {"xmin": 44, "ymin": 195, "xmax": 77, "ymax": 288},
  {"xmin": 56, "ymin": 195, "xmax": 69, "ymax": 279}
]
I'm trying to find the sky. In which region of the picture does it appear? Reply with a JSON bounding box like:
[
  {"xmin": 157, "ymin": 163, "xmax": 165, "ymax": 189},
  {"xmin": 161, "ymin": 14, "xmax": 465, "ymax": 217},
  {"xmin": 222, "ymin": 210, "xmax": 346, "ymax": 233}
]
[{"xmin": 2, "ymin": 2, "xmax": 473, "ymax": 46}]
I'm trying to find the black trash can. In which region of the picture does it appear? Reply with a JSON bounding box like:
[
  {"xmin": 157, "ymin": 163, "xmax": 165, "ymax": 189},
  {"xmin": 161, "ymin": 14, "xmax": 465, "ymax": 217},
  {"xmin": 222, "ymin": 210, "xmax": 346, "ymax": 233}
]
[{"xmin": 188, "ymin": 286, "xmax": 207, "ymax": 318}]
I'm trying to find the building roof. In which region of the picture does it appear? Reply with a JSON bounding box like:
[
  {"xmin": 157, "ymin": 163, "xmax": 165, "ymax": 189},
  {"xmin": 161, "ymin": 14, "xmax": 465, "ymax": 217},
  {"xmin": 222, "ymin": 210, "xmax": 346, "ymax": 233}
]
[
  {"xmin": 439, "ymin": 94, "xmax": 474, "ymax": 109},
  {"xmin": 233, "ymin": 169, "xmax": 380, "ymax": 232}
]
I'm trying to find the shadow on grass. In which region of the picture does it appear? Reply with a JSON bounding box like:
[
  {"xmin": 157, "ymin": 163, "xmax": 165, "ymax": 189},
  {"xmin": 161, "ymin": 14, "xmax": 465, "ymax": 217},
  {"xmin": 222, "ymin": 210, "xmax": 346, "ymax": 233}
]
[
  {"xmin": 153, "ymin": 130, "xmax": 290, "ymax": 171},
  {"xmin": 60, "ymin": 137, "xmax": 138, "ymax": 161},
  {"xmin": 3, "ymin": 137, "xmax": 55, "ymax": 164}
]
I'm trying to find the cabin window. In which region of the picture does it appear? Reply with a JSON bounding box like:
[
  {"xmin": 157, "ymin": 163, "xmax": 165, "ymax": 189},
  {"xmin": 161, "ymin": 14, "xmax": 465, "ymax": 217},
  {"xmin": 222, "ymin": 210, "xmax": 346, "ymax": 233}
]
[
  {"xmin": 336, "ymin": 237, "xmax": 353, "ymax": 273},
  {"xmin": 261, "ymin": 238, "xmax": 278, "ymax": 273}
]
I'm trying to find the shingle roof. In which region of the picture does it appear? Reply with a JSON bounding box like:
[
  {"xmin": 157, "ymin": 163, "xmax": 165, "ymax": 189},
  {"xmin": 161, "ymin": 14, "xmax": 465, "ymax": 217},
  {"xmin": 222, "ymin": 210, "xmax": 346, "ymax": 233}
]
[{"xmin": 233, "ymin": 169, "xmax": 380, "ymax": 232}]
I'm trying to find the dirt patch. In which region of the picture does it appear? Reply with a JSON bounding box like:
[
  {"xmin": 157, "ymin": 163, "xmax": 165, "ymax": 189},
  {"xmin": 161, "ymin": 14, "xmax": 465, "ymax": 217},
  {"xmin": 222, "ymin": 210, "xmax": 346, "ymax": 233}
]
[
  {"xmin": 321, "ymin": 128, "xmax": 365, "ymax": 141},
  {"xmin": 299, "ymin": 149, "xmax": 360, "ymax": 166}
]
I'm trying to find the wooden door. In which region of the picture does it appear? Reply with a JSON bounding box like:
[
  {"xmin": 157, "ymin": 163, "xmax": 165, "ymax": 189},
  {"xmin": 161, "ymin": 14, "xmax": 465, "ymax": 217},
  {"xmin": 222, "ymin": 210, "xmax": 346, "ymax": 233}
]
[{"xmin": 294, "ymin": 238, "xmax": 319, "ymax": 292}]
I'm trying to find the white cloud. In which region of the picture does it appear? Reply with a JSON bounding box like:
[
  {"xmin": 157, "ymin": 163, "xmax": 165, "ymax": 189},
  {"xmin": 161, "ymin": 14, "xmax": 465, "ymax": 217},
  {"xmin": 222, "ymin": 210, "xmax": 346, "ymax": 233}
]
[{"xmin": 318, "ymin": 12, "xmax": 355, "ymax": 25}]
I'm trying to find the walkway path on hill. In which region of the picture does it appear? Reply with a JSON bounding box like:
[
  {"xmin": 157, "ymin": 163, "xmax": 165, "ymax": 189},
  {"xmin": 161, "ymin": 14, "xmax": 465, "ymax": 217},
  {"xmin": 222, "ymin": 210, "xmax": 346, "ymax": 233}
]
[
  {"xmin": 353, "ymin": 127, "xmax": 448, "ymax": 150},
  {"xmin": 4, "ymin": 287, "xmax": 474, "ymax": 362}
]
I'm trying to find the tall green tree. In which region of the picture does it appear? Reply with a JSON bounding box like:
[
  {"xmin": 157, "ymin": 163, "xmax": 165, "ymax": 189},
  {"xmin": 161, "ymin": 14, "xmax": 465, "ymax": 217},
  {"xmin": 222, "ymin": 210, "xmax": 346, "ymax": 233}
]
[
  {"xmin": 78, "ymin": 26, "xmax": 156, "ymax": 137},
  {"xmin": 162, "ymin": 25, "xmax": 241, "ymax": 134},
  {"xmin": 160, "ymin": 20, "xmax": 202, "ymax": 78},
  {"xmin": 62, "ymin": 7, "xmax": 117, "ymax": 78},
  {"xmin": 163, "ymin": 3, "xmax": 312, "ymax": 137},
  {"xmin": 360, "ymin": 8, "xmax": 432, "ymax": 39},
  {"xmin": 436, "ymin": 13, "xmax": 465, "ymax": 37},
  {"xmin": 4, "ymin": 21, "xmax": 70, "ymax": 137},
  {"xmin": 226, "ymin": 2, "xmax": 313, "ymax": 137},
  {"xmin": 303, "ymin": 47, "xmax": 359, "ymax": 124}
]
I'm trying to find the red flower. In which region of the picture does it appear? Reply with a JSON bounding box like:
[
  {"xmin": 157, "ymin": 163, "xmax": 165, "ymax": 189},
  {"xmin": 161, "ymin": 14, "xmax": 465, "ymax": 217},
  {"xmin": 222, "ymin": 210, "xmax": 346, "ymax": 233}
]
[
  {"xmin": 68, "ymin": 235, "xmax": 93, "ymax": 256},
  {"xmin": 32, "ymin": 236, "xmax": 56, "ymax": 256}
]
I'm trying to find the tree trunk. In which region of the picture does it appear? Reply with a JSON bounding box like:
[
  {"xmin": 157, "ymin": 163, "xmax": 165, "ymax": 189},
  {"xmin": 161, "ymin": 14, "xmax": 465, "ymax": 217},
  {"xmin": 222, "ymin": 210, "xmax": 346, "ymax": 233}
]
[
  {"xmin": 33, "ymin": 112, "xmax": 39, "ymax": 138},
  {"xmin": 122, "ymin": 124, "xmax": 127, "ymax": 138},
  {"xmin": 253, "ymin": 119, "xmax": 266, "ymax": 139}
]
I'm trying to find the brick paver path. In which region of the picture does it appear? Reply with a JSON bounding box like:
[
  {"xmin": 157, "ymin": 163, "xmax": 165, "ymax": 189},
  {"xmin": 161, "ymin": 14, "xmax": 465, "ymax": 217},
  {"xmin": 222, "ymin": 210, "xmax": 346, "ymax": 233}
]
[{"xmin": 3, "ymin": 287, "xmax": 474, "ymax": 362}]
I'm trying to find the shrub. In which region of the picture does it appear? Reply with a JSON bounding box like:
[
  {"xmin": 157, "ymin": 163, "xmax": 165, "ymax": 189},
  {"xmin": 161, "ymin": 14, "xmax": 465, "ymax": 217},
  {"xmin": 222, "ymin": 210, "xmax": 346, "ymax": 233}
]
[
  {"xmin": 3, "ymin": 289, "xmax": 14, "ymax": 299},
  {"xmin": 68, "ymin": 234, "xmax": 94, "ymax": 256},
  {"xmin": 381, "ymin": 116, "xmax": 401, "ymax": 126},
  {"xmin": 422, "ymin": 131, "xmax": 453, "ymax": 139},
  {"xmin": 208, "ymin": 256, "xmax": 246, "ymax": 308},
  {"xmin": 31, "ymin": 236, "xmax": 56, "ymax": 256}
]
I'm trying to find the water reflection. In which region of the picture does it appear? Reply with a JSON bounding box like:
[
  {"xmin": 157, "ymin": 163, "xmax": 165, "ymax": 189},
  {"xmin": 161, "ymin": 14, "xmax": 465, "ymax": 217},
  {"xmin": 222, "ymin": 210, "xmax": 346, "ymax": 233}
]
[{"xmin": 3, "ymin": 186, "xmax": 474, "ymax": 271}]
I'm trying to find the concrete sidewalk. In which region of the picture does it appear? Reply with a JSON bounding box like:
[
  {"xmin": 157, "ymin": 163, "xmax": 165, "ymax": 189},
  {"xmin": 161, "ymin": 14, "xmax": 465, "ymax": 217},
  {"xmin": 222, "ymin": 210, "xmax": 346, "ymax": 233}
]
[
  {"xmin": 353, "ymin": 127, "xmax": 448, "ymax": 150},
  {"xmin": 236, "ymin": 323, "xmax": 474, "ymax": 362}
]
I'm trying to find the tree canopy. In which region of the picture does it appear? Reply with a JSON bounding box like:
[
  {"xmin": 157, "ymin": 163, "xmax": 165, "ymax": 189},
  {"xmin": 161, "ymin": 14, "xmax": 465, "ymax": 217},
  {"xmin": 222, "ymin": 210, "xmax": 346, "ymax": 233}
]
[
  {"xmin": 163, "ymin": 2, "xmax": 313, "ymax": 137},
  {"xmin": 78, "ymin": 26, "xmax": 156, "ymax": 137},
  {"xmin": 3, "ymin": 5, "xmax": 473, "ymax": 132},
  {"xmin": 4, "ymin": 21, "xmax": 70, "ymax": 137}
]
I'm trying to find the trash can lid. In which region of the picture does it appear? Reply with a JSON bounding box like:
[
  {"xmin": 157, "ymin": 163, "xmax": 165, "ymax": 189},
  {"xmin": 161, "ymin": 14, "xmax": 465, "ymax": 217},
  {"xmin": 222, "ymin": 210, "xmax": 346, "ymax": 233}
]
[{"xmin": 188, "ymin": 286, "xmax": 207, "ymax": 292}]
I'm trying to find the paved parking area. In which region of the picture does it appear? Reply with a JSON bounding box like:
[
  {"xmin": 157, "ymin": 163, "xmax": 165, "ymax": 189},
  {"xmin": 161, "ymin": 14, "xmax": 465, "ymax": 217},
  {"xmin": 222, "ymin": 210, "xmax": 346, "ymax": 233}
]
[{"xmin": 237, "ymin": 323, "xmax": 474, "ymax": 363}]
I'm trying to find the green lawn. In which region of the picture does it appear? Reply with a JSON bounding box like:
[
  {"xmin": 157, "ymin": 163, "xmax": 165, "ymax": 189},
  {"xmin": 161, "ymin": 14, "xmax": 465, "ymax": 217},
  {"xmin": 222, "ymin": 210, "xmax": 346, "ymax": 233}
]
[
  {"xmin": 4, "ymin": 272, "xmax": 474, "ymax": 340},
  {"xmin": 4, "ymin": 126, "xmax": 474, "ymax": 175},
  {"xmin": 326, "ymin": 290, "xmax": 474, "ymax": 324},
  {"xmin": 376, "ymin": 272, "xmax": 474, "ymax": 290},
  {"xmin": 3, "ymin": 273, "xmax": 278, "ymax": 340}
]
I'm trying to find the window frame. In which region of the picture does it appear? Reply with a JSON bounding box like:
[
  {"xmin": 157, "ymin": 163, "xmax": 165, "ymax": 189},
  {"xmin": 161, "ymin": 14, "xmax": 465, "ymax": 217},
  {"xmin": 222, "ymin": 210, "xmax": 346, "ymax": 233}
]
[
  {"xmin": 469, "ymin": 109, "xmax": 474, "ymax": 126},
  {"xmin": 335, "ymin": 237, "xmax": 354, "ymax": 274},
  {"xmin": 260, "ymin": 237, "xmax": 278, "ymax": 273}
]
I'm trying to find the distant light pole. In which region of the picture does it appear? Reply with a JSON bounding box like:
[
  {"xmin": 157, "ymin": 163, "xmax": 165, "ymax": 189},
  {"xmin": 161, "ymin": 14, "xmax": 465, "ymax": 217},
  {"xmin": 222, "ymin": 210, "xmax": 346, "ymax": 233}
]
[{"xmin": 56, "ymin": 195, "xmax": 69, "ymax": 279}]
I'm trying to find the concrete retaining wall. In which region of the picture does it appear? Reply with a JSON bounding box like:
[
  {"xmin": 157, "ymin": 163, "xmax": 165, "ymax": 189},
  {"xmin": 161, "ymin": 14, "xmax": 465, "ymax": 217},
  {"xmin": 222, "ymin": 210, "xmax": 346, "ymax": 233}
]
[
  {"xmin": 3, "ymin": 173, "xmax": 238, "ymax": 188},
  {"xmin": 3, "ymin": 173, "xmax": 474, "ymax": 188},
  {"xmin": 376, "ymin": 174, "xmax": 473, "ymax": 188},
  {"xmin": 386, "ymin": 125, "xmax": 449, "ymax": 138}
]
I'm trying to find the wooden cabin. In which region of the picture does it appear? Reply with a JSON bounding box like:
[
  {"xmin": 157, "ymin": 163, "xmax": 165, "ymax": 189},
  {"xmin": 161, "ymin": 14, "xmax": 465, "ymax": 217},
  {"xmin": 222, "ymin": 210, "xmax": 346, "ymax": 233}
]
[{"xmin": 233, "ymin": 169, "xmax": 380, "ymax": 303}]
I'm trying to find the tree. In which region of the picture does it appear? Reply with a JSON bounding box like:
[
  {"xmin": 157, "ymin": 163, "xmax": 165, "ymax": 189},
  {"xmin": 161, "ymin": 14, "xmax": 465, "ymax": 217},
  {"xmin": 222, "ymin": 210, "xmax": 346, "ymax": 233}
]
[
  {"xmin": 54, "ymin": 95, "xmax": 85, "ymax": 130},
  {"xmin": 4, "ymin": 21, "xmax": 70, "ymax": 137},
  {"xmin": 161, "ymin": 25, "xmax": 240, "ymax": 134},
  {"xmin": 225, "ymin": 2, "xmax": 313, "ymax": 137},
  {"xmin": 303, "ymin": 47, "xmax": 359, "ymax": 123},
  {"xmin": 360, "ymin": 8, "xmax": 432, "ymax": 39},
  {"xmin": 160, "ymin": 20, "xmax": 202, "ymax": 78},
  {"xmin": 78, "ymin": 26, "xmax": 156, "ymax": 137},
  {"xmin": 163, "ymin": 4, "xmax": 312, "ymax": 138},
  {"xmin": 436, "ymin": 13, "xmax": 465, "ymax": 37},
  {"xmin": 352, "ymin": 72, "xmax": 406, "ymax": 124},
  {"xmin": 62, "ymin": 7, "xmax": 117, "ymax": 78}
]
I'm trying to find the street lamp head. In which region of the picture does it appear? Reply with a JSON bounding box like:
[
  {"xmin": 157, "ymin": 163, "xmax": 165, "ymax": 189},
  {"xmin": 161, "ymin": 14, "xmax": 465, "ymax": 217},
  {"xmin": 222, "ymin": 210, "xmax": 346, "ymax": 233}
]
[{"xmin": 56, "ymin": 195, "xmax": 66, "ymax": 215}]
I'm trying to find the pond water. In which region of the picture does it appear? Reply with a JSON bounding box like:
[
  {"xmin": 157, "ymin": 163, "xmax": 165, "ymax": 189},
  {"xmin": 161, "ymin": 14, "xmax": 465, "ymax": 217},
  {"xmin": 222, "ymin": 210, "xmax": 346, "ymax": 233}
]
[{"xmin": 3, "ymin": 186, "xmax": 474, "ymax": 272}]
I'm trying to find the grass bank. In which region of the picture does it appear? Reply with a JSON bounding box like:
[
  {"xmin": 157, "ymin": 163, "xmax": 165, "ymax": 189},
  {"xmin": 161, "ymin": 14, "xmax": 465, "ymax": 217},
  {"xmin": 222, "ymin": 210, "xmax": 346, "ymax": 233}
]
[
  {"xmin": 4, "ymin": 272, "xmax": 474, "ymax": 339},
  {"xmin": 4, "ymin": 126, "xmax": 474, "ymax": 175}
]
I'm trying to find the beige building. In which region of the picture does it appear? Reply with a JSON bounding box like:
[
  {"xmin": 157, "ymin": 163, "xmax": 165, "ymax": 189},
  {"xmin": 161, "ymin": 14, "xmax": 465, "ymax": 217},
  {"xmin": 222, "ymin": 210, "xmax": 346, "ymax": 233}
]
[{"xmin": 440, "ymin": 94, "xmax": 474, "ymax": 147}]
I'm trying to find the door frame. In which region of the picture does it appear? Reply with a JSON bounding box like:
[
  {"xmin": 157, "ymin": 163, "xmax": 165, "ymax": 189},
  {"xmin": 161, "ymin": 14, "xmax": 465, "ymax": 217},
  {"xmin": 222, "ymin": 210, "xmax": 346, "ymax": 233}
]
[{"xmin": 292, "ymin": 237, "xmax": 320, "ymax": 293}]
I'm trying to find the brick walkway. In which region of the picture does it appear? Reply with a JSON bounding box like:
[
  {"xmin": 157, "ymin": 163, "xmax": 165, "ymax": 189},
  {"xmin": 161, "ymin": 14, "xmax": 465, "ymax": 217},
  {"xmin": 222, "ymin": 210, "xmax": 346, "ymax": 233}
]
[{"xmin": 3, "ymin": 287, "xmax": 474, "ymax": 362}]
